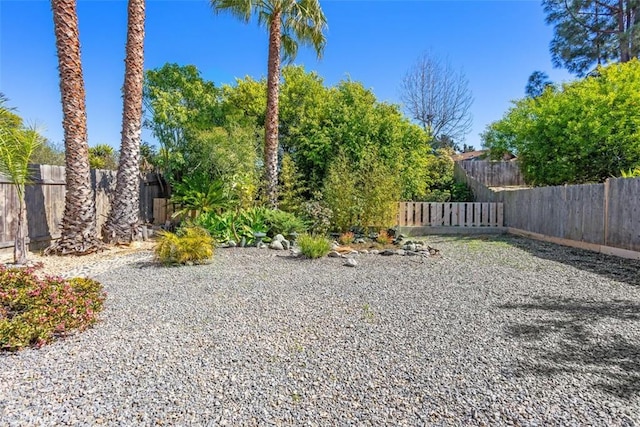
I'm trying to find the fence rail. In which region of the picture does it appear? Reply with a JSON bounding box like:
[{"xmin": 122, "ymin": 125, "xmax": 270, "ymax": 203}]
[{"xmin": 398, "ymin": 202, "xmax": 504, "ymax": 228}]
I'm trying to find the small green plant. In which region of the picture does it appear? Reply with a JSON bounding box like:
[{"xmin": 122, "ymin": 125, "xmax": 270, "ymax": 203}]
[
  {"xmin": 338, "ymin": 231, "xmax": 354, "ymax": 246},
  {"xmin": 170, "ymin": 175, "xmax": 235, "ymax": 218},
  {"xmin": 297, "ymin": 234, "xmax": 332, "ymax": 259},
  {"xmin": 621, "ymin": 167, "xmax": 640, "ymax": 178},
  {"xmin": 376, "ymin": 229, "xmax": 392, "ymax": 245},
  {"xmin": 362, "ymin": 303, "xmax": 375, "ymax": 322},
  {"xmin": 0, "ymin": 266, "xmax": 105, "ymax": 351},
  {"xmin": 264, "ymin": 209, "xmax": 307, "ymax": 237},
  {"xmin": 154, "ymin": 226, "xmax": 215, "ymax": 265}
]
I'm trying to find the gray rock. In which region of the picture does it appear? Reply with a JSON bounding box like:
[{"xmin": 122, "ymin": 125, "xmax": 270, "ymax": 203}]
[
  {"xmin": 403, "ymin": 243, "xmax": 417, "ymax": 252},
  {"xmin": 354, "ymin": 238, "xmax": 366, "ymax": 244},
  {"xmin": 344, "ymin": 258, "xmax": 357, "ymax": 267},
  {"xmin": 405, "ymin": 251, "xmax": 420, "ymax": 256},
  {"xmin": 370, "ymin": 250, "xmax": 380, "ymax": 255},
  {"xmin": 273, "ymin": 234, "xmax": 285, "ymax": 243},
  {"xmin": 269, "ymin": 241, "xmax": 284, "ymax": 250},
  {"xmin": 281, "ymin": 239, "xmax": 290, "ymax": 250},
  {"xmin": 228, "ymin": 240, "xmax": 237, "ymax": 247},
  {"xmin": 328, "ymin": 251, "xmax": 343, "ymax": 258},
  {"xmin": 360, "ymin": 250, "xmax": 369, "ymax": 254},
  {"xmin": 257, "ymin": 242, "xmax": 267, "ymax": 249},
  {"xmin": 395, "ymin": 249, "xmax": 406, "ymax": 256},
  {"xmin": 380, "ymin": 249, "xmax": 396, "ymax": 256},
  {"xmin": 331, "ymin": 243, "xmax": 339, "ymax": 250}
]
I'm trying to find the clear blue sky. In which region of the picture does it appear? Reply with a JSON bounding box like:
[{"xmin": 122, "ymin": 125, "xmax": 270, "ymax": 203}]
[{"xmin": 1, "ymin": 0, "xmax": 572, "ymax": 150}]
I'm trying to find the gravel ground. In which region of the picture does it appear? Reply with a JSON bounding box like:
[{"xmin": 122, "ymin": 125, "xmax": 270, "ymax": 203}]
[{"xmin": 1, "ymin": 235, "xmax": 640, "ymax": 426}]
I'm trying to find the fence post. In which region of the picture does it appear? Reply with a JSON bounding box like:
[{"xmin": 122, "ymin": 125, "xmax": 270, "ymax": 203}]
[{"xmin": 604, "ymin": 178, "xmax": 610, "ymax": 246}]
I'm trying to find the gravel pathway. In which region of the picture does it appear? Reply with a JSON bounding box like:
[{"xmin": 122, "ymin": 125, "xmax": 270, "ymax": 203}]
[{"xmin": 1, "ymin": 235, "xmax": 640, "ymax": 426}]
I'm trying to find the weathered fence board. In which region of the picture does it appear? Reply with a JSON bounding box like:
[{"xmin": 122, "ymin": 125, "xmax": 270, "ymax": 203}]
[
  {"xmin": 397, "ymin": 202, "xmax": 504, "ymax": 228},
  {"xmin": 1, "ymin": 165, "xmax": 162, "ymax": 250},
  {"xmin": 458, "ymin": 160, "xmax": 526, "ymax": 187}
]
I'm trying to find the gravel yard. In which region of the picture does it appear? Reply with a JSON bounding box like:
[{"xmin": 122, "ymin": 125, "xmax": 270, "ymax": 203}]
[{"xmin": 1, "ymin": 235, "xmax": 640, "ymax": 426}]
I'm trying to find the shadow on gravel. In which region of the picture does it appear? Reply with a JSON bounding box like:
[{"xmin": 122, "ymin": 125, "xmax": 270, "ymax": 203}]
[
  {"xmin": 503, "ymin": 236, "xmax": 640, "ymax": 287},
  {"xmin": 500, "ymin": 297, "xmax": 640, "ymax": 399}
]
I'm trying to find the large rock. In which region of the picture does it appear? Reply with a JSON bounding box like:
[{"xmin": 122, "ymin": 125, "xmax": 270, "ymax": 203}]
[
  {"xmin": 273, "ymin": 234, "xmax": 285, "ymax": 243},
  {"xmin": 344, "ymin": 258, "xmax": 357, "ymax": 267},
  {"xmin": 328, "ymin": 251, "xmax": 343, "ymax": 258},
  {"xmin": 281, "ymin": 239, "xmax": 290, "ymax": 250},
  {"xmin": 269, "ymin": 240, "xmax": 284, "ymax": 250}
]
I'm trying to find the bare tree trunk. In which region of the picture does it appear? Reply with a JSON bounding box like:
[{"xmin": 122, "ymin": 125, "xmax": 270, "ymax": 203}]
[
  {"xmin": 103, "ymin": 0, "xmax": 146, "ymax": 243},
  {"xmin": 264, "ymin": 10, "xmax": 282, "ymax": 209},
  {"xmin": 47, "ymin": 0, "xmax": 103, "ymax": 255}
]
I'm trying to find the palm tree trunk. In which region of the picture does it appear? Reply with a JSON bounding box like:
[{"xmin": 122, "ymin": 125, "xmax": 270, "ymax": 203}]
[
  {"xmin": 47, "ymin": 0, "xmax": 102, "ymax": 255},
  {"xmin": 103, "ymin": 0, "xmax": 146, "ymax": 243},
  {"xmin": 14, "ymin": 187, "xmax": 27, "ymax": 265},
  {"xmin": 264, "ymin": 10, "xmax": 282, "ymax": 209}
]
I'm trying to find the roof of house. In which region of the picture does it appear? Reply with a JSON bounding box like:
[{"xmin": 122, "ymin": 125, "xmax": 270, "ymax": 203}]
[{"xmin": 451, "ymin": 150, "xmax": 489, "ymax": 162}]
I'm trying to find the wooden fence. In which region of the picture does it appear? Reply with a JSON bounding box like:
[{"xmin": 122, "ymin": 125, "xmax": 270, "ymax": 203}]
[
  {"xmin": 1, "ymin": 165, "xmax": 164, "ymax": 250},
  {"xmin": 398, "ymin": 202, "xmax": 504, "ymax": 227},
  {"xmin": 458, "ymin": 160, "xmax": 525, "ymax": 187},
  {"xmin": 455, "ymin": 163, "xmax": 640, "ymax": 255}
]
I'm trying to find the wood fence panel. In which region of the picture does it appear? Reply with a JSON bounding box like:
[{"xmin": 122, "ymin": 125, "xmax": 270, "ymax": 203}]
[
  {"xmin": 458, "ymin": 160, "xmax": 526, "ymax": 187},
  {"xmin": 607, "ymin": 177, "xmax": 640, "ymax": 251}
]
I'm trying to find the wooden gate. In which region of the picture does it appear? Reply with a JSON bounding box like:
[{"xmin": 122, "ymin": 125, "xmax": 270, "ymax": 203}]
[{"xmin": 397, "ymin": 202, "xmax": 504, "ymax": 228}]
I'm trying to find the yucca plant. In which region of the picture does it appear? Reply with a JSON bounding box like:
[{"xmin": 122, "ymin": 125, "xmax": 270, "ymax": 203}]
[{"xmin": 154, "ymin": 226, "xmax": 214, "ymax": 265}]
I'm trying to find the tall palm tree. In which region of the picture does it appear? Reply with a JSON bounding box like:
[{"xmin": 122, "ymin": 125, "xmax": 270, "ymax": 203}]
[
  {"xmin": 210, "ymin": 0, "xmax": 327, "ymax": 208},
  {"xmin": 103, "ymin": 0, "xmax": 146, "ymax": 243},
  {"xmin": 47, "ymin": 0, "xmax": 102, "ymax": 255}
]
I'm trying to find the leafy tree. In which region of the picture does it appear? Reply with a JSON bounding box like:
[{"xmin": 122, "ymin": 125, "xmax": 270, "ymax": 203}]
[
  {"xmin": 47, "ymin": 0, "xmax": 102, "ymax": 255},
  {"xmin": 400, "ymin": 51, "xmax": 473, "ymax": 143},
  {"xmin": 144, "ymin": 63, "xmax": 223, "ymax": 181},
  {"xmin": 544, "ymin": 0, "xmax": 640, "ymax": 76},
  {"xmin": 278, "ymin": 152, "xmax": 305, "ymax": 213},
  {"xmin": 30, "ymin": 139, "xmax": 65, "ymax": 166},
  {"xmin": 0, "ymin": 98, "xmax": 42, "ymax": 264},
  {"xmin": 209, "ymin": 0, "xmax": 328, "ymax": 208},
  {"xmin": 89, "ymin": 144, "xmax": 118, "ymax": 170},
  {"xmin": 525, "ymin": 71, "xmax": 554, "ymax": 98},
  {"xmin": 104, "ymin": 0, "xmax": 146, "ymax": 243},
  {"xmin": 482, "ymin": 60, "xmax": 640, "ymax": 185}
]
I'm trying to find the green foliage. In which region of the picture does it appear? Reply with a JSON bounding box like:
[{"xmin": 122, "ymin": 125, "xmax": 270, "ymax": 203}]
[
  {"xmin": 297, "ymin": 234, "xmax": 331, "ymax": 259},
  {"xmin": 89, "ymin": 144, "xmax": 118, "ymax": 170},
  {"xmin": 195, "ymin": 208, "xmax": 305, "ymax": 243},
  {"xmin": 0, "ymin": 266, "xmax": 105, "ymax": 351},
  {"xmin": 154, "ymin": 226, "xmax": 214, "ymax": 265},
  {"xmin": 30, "ymin": 139, "xmax": 65, "ymax": 166},
  {"xmin": 544, "ymin": 0, "xmax": 639, "ymax": 76},
  {"xmin": 263, "ymin": 209, "xmax": 306, "ymax": 237},
  {"xmin": 278, "ymin": 153, "xmax": 306, "ymax": 213},
  {"xmin": 323, "ymin": 149, "xmax": 400, "ymax": 232},
  {"xmin": 483, "ymin": 60, "xmax": 640, "ymax": 185},
  {"xmin": 170, "ymin": 175, "xmax": 235, "ymax": 217},
  {"xmin": 621, "ymin": 167, "xmax": 640, "ymax": 178},
  {"xmin": 144, "ymin": 63, "xmax": 260, "ymax": 199},
  {"xmin": 300, "ymin": 198, "xmax": 332, "ymax": 236}
]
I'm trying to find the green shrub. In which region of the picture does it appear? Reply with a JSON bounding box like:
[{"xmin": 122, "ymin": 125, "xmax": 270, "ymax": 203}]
[
  {"xmin": 155, "ymin": 226, "xmax": 214, "ymax": 265},
  {"xmin": 264, "ymin": 209, "xmax": 307, "ymax": 237},
  {"xmin": 0, "ymin": 266, "xmax": 105, "ymax": 351},
  {"xmin": 376, "ymin": 229, "xmax": 392, "ymax": 245},
  {"xmin": 297, "ymin": 234, "xmax": 332, "ymax": 259},
  {"xmin": 194, "ymin": 208, "xmax": 268, "ymax": 244},
  {"xmin": 300, "ymin": 199, "xmax": 332, "ymax": 236}
]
